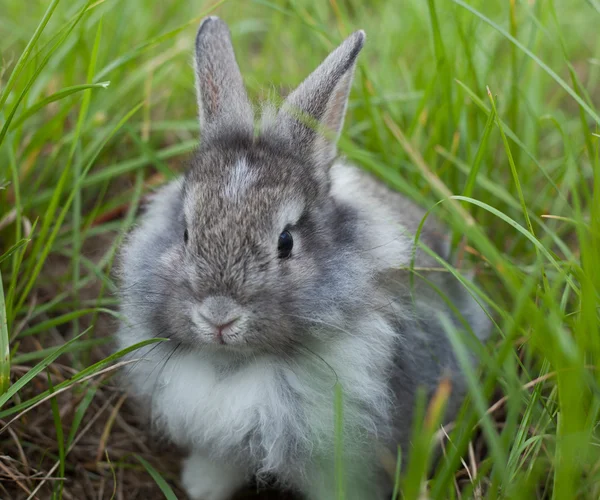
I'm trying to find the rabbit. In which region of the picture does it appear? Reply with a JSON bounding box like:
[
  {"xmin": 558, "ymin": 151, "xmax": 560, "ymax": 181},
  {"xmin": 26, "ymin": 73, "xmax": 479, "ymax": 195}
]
[{"xmin": 116, "ymin": 16, "xmax": 491, "ymax": 500}]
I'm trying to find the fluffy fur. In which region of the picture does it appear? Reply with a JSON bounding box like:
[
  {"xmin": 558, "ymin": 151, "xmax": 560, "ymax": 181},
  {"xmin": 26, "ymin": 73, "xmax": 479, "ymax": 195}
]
[{"xmin": 116, "ymin": 17, "xmax": 490, "ymax": 500}]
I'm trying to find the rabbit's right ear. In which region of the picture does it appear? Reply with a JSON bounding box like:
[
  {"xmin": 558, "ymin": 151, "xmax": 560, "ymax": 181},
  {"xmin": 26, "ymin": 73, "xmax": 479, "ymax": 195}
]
[
  {"xmin": 194, "ymin": 17, "xmax": 254, "ymax": 141},
  {"xmin": 264, "ymin": 31, "xmax": 364, "ymax": 172}
]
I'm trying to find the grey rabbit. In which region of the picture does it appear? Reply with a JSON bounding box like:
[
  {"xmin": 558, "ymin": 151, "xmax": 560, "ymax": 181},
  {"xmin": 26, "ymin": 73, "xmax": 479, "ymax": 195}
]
[{"xmin": 116, "ymin": 16, "xmax": 490, "ymax": 500}]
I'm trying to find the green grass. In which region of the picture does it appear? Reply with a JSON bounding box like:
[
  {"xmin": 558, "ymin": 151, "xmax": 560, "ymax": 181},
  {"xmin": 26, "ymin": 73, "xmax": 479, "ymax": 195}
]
[{"xmin": 1, "ymin": 0, "xmax": 599, "ymax": 498}]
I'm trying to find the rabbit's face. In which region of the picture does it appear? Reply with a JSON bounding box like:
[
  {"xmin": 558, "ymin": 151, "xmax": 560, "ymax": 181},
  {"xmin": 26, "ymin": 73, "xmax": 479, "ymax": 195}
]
[{"xmin": 153, "ymin": 136, "xmax": 369, "ymax": 353}]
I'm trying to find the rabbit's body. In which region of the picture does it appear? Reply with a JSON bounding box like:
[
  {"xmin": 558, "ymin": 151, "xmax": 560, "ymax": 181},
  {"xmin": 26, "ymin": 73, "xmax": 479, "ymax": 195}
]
[{"xmin": 117, "ymin": 17, "xmax": 490, "ymax": 500}]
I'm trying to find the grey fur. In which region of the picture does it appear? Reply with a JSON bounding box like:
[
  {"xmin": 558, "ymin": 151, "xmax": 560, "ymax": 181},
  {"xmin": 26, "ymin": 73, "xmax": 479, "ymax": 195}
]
[{"xmin": 116, "ymin": 17, "xmax": 491, "ymax": 500}]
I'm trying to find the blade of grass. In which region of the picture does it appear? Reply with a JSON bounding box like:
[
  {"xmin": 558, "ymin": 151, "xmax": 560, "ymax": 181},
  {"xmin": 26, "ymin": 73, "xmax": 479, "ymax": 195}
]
[
  {"xmin": 402, "ymin": 387, "xmax": 428, "ymax": 500},
  {"xmin": 0, "ymin": 0, "xmax": 61, "ymax": 110},
  {"xmin": 10, "ymin": 82, "xmax": 110, "ymax": 130},
  {"xmin": 486, "ymin": 86, "xmax": 550, "ymax": 294},
  {"xmin": 47, "ymin": 370, "xmax": 65, "ymax": 499},
  {"xmin": 11, "ymin": 338, "xmax": 111, "ymax": 365},
  {"xmin": 135, "ymin": 455, "xmax": 178, "ymax": 500},
  {"xmin": 403, "ymin": 380, "xmax": 451, "ymax": 500},
  {"xmin": 427, "ymin": 0, "xmax": 455, "ymax": 143},
  {"xmin": 391, "ymin": 445, "xmax": 402, "ymax": 500},
  {"xmin": 16, "ymin": 308, "xmax": 119, "ymax": 338},
  {"xmin": 509, "ymin": 0, "xmax": 519, "ymax": 146},
  {"xmin": 462, "ymin": 106, "xmax": 495, "ymax": 199},
  {"xmin": 0, "ymin": 271, "xmax": 9, "ymax": 395},
  {"xmin": 5, "ymin": 220, "xmax": 37, "ymax": 332},
  {"xmin": 66, "ymin": 384, "xmax": 98, "ymax": 448},
  {"xmin": 6, "ymin": 141, "xmax": 23, "ymax": 248},
  {"xmin": 0, "ymin": 328, "xmax": 90, "ymax": 409},
  {"xmin": 72, "ymin": 16, "xmax": 103, "ymax": 339},
  {"xmin": 0, "ymin": 239, "xmax": 29, "ymax": 265}
]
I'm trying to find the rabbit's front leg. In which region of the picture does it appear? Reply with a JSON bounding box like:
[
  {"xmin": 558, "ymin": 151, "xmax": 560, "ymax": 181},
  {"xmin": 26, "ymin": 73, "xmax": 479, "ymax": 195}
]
[{"xmin": 181, "ymin": 451, "xmax": 248, "ymax": 500}]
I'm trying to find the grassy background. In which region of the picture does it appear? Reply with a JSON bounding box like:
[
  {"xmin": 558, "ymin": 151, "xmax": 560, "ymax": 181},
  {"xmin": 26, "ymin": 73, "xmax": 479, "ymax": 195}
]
[{"xmin": 1, "ymin": 0, "xmax": 599, "ymax": 498}]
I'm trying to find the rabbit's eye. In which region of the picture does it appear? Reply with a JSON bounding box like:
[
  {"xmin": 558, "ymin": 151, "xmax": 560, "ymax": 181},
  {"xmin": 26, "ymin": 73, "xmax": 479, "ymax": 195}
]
[
  {"xmin": 184, "ymin": 229, "xmax": 189, "ymax": 244},
  {"xmin": 278, "ymin": 230, "xmax": 293, "ymax": 259}
]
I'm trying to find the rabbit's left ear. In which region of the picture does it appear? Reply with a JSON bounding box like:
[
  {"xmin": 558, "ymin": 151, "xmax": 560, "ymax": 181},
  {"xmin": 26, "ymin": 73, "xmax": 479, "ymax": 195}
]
[
  {"xmin": 269, "ymin": 31, "xmax": 365, "ymax": 169},
  {"xmin": 194, "ymin": 17, "xmax": 254, "ymax": 142}
]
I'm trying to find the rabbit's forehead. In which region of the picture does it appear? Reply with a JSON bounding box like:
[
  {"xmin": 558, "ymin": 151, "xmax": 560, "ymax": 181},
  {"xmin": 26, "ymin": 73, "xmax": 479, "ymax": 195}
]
[{"xmin": 183, "ymin": 157, "xmax": 306, "ymax": 231}]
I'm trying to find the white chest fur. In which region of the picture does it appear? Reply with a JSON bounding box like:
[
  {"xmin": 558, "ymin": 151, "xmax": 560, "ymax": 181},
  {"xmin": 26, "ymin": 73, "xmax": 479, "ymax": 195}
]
[{"xmin": 131, "ymin": 316, "xmax": 396, "ymax": 477}]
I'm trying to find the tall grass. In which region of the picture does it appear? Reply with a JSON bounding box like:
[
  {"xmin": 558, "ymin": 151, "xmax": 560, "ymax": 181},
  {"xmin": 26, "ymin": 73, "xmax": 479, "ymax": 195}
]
[{"xmin": 0, "ymin": 0, "xmax": 599, "ymax": 498}]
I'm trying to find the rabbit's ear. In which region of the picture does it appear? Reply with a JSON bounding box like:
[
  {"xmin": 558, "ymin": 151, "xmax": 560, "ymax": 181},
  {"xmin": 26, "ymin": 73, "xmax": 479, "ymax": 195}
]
[
  {"xmin": 272, "ymin": 31, "xmax": 365, "ymax": 169},
  {"xmin": 194, "ymin": 17, "xmax": 254, "ymax": 141}
]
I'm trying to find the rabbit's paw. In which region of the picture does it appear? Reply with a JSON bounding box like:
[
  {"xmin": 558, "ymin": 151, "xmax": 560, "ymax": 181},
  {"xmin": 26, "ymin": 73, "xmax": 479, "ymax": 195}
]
[{"xmin": 181, "ymin": 452, "xmax": 247, "ymax": 500}]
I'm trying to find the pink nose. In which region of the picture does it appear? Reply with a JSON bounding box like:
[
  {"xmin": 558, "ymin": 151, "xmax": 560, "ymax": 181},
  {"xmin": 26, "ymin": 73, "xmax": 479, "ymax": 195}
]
[{"xmin": 214, "ymin": 318, "xmax": 239, "ymax": 343}]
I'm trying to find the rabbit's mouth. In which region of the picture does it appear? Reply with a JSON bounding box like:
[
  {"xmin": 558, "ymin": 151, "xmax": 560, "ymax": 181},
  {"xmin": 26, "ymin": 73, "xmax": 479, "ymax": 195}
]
[
  {"xmin": 188, "ymin": 295, "xmax": 252, "ymax": 347},
  {"xmin": 190, "ymin": 318, "xmax": 249, "ymax": 347}
]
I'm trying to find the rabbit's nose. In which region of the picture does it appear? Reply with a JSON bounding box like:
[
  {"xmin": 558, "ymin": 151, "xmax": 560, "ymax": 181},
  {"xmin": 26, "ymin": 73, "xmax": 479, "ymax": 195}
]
[
  {"xmin": 193, "ymin": 296, "xmax": 245, "ymax": 344},
  {"xmin": 196, "ymin": 311, "xmax": 240, "ymax": 344},
  {"xmin": 213, "ymin": 318, "xmax": 239, "ymax": 344}
]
